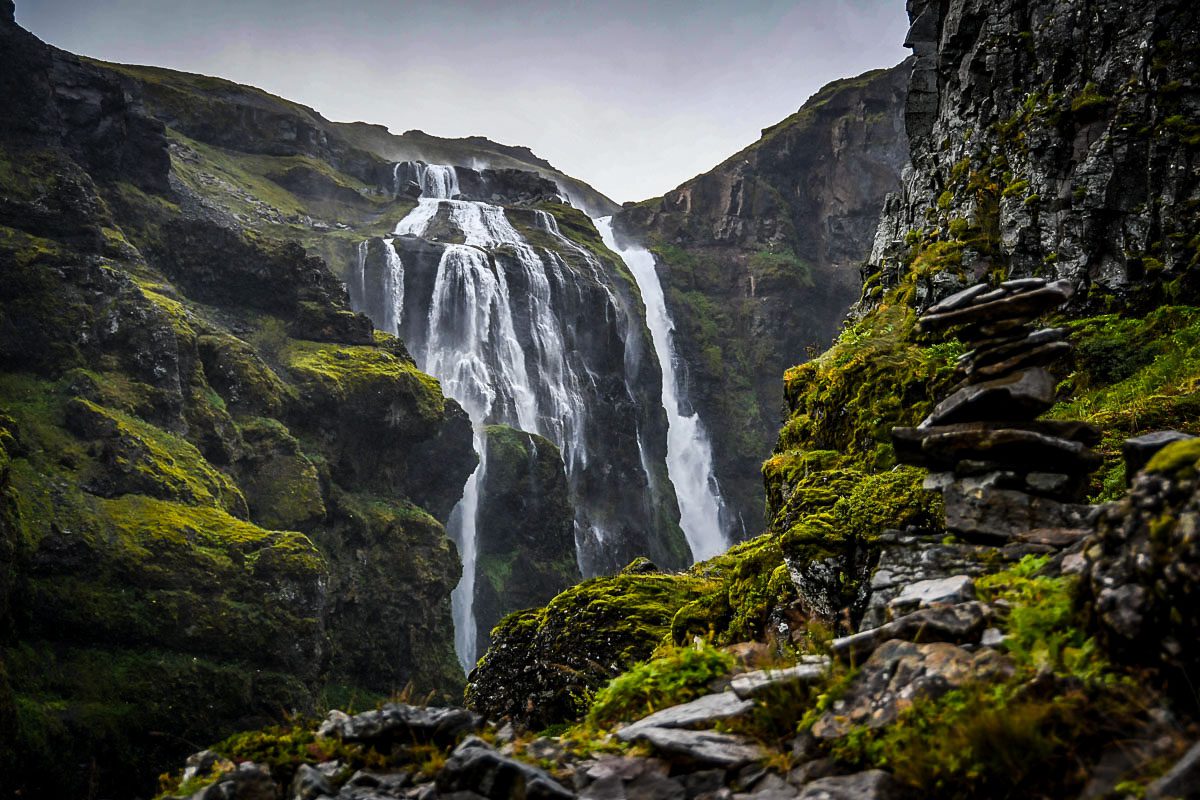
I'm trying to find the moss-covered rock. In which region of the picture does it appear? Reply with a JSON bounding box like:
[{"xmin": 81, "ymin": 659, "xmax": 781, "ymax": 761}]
[
  {"xmin": 466, "ymin": 571, "xmax": 715, "ymax": 728},
  {"xmin": 234, "ymin": 416, "xmax": 325, "ymax": 531},
  {"xmin": 312, "ymin": 489, "xmax": 463, "ymax": 698},
  {"xmin": 472, "ymin": 425, "xmax": 580, "ymax": 659}
]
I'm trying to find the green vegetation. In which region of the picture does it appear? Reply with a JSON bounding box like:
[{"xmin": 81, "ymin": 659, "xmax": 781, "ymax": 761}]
[
  {"xmin": 826, "ymin": 557, "xmax": 1140, "ymax": 797},
  {"xmin": 1052, "ymin": 306, "xmax": 1200, "ymax": 497},
  {"xmin": 585, "ymin": 641, "xmax": 735, "ymax": 729}
]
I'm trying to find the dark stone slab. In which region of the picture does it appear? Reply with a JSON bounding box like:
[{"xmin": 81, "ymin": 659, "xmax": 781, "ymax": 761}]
[{"xmin": 923, "ymin": 368, "xmax": 1056, "ymax": 426}]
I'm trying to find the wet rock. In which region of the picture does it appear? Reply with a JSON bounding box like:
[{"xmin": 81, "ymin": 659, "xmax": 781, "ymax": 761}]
[
  {"xmin": 189, "ymin": 762, "xmax": 278, "ymax": 800},
  {"xmin": 942, "ymin": 483, "xmax": 1094, "ymax": 544},
  {"xmin": 337, "ymin": 771, "xmax": 411, "ymax": 799},
  {"xmin": 1084, "ymin": 441, "xmax": 1200, "ymax": 681},
  {"xmin": 730, "ymin": 661, "xmax": 830, "ymax": 699},
  {"xmin": 1146, "ymin": 740, "xmax": 1200, "ymax": 800},
  {"xmin": 967, "ymin": 340, "xmax": 1073, "ymax": 380},
  {"xmin": 831, "ymin": 602, "xmax": 989, "ymax": 662},
  {"xmin": 317, "ymin": 704, "xmax": 481, "ymax": 747},
  {"xmin": 618, "ymin": 692, "xmax": 755, "ymax": 740},
  {"xmin": 795, "ymin": 771, "xmax": 903, "ymax": 800},
  {"xmin": 620, "ymin": 728, "xmax": 764, "ymax": 769},
  {"xmin": 814, "ymin": 640, "xmax": 1013, "ymax": 739},
  {"xmin": 437, "ymin": 737, "xmax": 575, "ymax": 800},
  {"xmin": 893, "ymin": 422, "xmax": 1101, "ymax": 474},
  {"xmin": 291, "ymin": 764, "xmax": 335, "ymax": 800},
  {"xmin": 923, "ymin": 367, "xmax": 1056, "ymax": 426},
  {"xmin": 886, "ymin": 574, "xmax": 974, "ymax": 616},
  {"xmin": 926, "ymin": 283, "xmax": 990, "ymax": 314},
  {"xmin": 1122, "ymin": 431, "xmax": 1196, "ymax": 483}
]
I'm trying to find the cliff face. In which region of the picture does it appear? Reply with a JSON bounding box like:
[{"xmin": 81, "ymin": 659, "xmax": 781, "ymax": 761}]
[
  {"xmin": 0, "ymin": 13, "xmax": 476, "ymax": 797},
  {"xmin": 614, "ymin": 64, "xmax": 911, "ymax": 534},
  {"xmin": 869, "ymin": 0, "xmax": 1200, "ymax": 308}
]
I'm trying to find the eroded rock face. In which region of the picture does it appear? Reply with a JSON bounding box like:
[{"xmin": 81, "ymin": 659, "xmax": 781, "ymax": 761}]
[
  {"xmin": 870, "ymin": 0, "xmax": 1200, "ymax": 307},
  {"xmin": 614, "ymin": 62, "xmax": 911, "ymax": 534},
  {"xmin": 0, "ymin": 9, "xmax": 474, "ymax": 796}
]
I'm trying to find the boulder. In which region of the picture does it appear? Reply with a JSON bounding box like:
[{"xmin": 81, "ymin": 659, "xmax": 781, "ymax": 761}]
[
  {"xmin": 617, "ymin": 692, "xmax": 755, "ymax": 740},
  {"xmin": 317, "ymin": 704, "xmax": 481, "ymax": 747},
  {"xmin": 619, "ymin": 728, "xmax": 765, "ymax": 768},
  {"xmin": 1121, "ymin": 431, "xmax": 1196, "ymax": 483},
  {"xmin": 437, "ymin": 737, "xmax": 575, "ymax": 800},
  {"xmin": 1084, "ymin": 440, "xmax": 1200, "ymax": 682},
  {"xmin": 730, "ymin": 661, "xmax": 830, "ymax": 700},
  {"xmin": 886, "ymin": 575, "xmax": 975, "ymax": 616}
]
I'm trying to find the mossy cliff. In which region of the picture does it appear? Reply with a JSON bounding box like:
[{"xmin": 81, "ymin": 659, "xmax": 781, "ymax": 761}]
[
  {"xmin": 472, "ymin": 425, "xmax": 580, "ymax": 659},
  {"xmin": 613, "ymin": 63, "xmax": 911, "ymax": 537},
  {"xmin": 0, "ymin": 11, "xmax": 476, "ymax": 797}
]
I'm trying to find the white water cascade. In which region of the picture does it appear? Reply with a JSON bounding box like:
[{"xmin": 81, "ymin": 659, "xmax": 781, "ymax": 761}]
[
  {"xmin": 595, "ymin": 217, "xmax": 729, "ymax": 562},
  {"xmin": 382, "ymin": 163, "xmax": 594, "ymax": 670}
]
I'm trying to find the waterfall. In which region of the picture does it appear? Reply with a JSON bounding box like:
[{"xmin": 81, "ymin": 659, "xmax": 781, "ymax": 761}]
[
  {"xmin": 379, "ymin": 239, "xmax": 404, "ymax": 336},
  {"xmin": 594, "ymin": 217, "xmax": 729, "ymax": 562},
  {"xmin": 379, "ymin": 162, "xmax": 593, "ymax": 670},
  {"xmin": 352, "ymin": 161, "xmax": 725, "ymax": 670}
]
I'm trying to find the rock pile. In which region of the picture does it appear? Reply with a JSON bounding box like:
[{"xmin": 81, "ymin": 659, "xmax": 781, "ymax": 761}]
[{"xmin": 892, "ymin": 277, "xmax": 1101, "ymax": 544}]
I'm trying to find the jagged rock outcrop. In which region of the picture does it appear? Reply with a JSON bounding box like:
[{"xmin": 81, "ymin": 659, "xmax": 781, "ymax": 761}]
[
  {"xmin": 614, "ymin": 63, "xmax": 911, "ymax": 535},
  {"xmin": 1084, "ymin": 436, "xmax": 1200, "ymax": 688},
  {"xmin": 868, "ymin": 0, "xmax": 1200, "ymax": 309}
]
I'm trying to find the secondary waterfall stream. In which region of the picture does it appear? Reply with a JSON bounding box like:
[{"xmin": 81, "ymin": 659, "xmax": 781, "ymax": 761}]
[
  {"xmin": 350, "ymin": 163, "xmax": 729, "ymax": 670},
  {"xmin": 595, "ymin": 217, "xmax": 729, "ymax": 562}
]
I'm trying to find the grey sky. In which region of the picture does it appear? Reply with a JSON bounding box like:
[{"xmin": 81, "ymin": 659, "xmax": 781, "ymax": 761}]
[{"xmin": 17, "ymin": 0, "xmax": 910, "ymax": 202}]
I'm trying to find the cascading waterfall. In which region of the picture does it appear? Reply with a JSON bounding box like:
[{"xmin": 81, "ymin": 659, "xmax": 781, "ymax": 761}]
[
  {"xmin": 380, "ymin": 163, "xmax": 591, "ymax": 670},
  {"xmin": 594, "ymin": 217, "xmax": 729, "ymax": 562},
  {"xmin": 353, "ymin": 162, "xmax": 729, "ymax": 670}
]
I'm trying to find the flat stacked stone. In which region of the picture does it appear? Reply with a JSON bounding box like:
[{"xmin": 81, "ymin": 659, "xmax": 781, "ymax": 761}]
[{"xmin": 892, "ymin": 277, "xmax": 1101, "ymax": 544}]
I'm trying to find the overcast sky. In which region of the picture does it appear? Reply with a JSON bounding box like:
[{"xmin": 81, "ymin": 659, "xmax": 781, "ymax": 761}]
[{"xmin": 17, "ymin": 0, "xmax": 910, "ymax": 203}]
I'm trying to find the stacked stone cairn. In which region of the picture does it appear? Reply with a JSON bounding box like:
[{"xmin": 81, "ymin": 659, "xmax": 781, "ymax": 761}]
[{"xmin": 892, "ymin": 277, "xmax": 1102, "ymax": 545}]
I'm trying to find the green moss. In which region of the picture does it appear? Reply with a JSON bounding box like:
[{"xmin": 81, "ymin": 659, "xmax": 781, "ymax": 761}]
[
  {"xmin": 8, "ymin": 641, "xmax": 315, "ymax": 799},
  {"xmin": 1144, "ymin": 438, "xmax": 1200, "ymax": 477},
  {"xmin": 68, "ymin": 397, "xmax": 248, "ymax": 516},
  {"xmin": 585, "ymin": 641, "xmax": 735, "ymax": 729},
  {"xmin": 284, "ymin": 339, "xmax": 443, "ymax": 420},
  {"xmin": 1070, "ymin": 82, "xmax": 1111, "ymax": 114},
  {"xmin": 1052, "ymin": 306, "xmax": 1200, "ymax": 496},
  {"xmin": 827, "ymin": 555, "xmax": 1138, "ymax": 797},
  {"xmin": 236, "ymin": 417, "xmax": 325, "ymax": 530}
]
